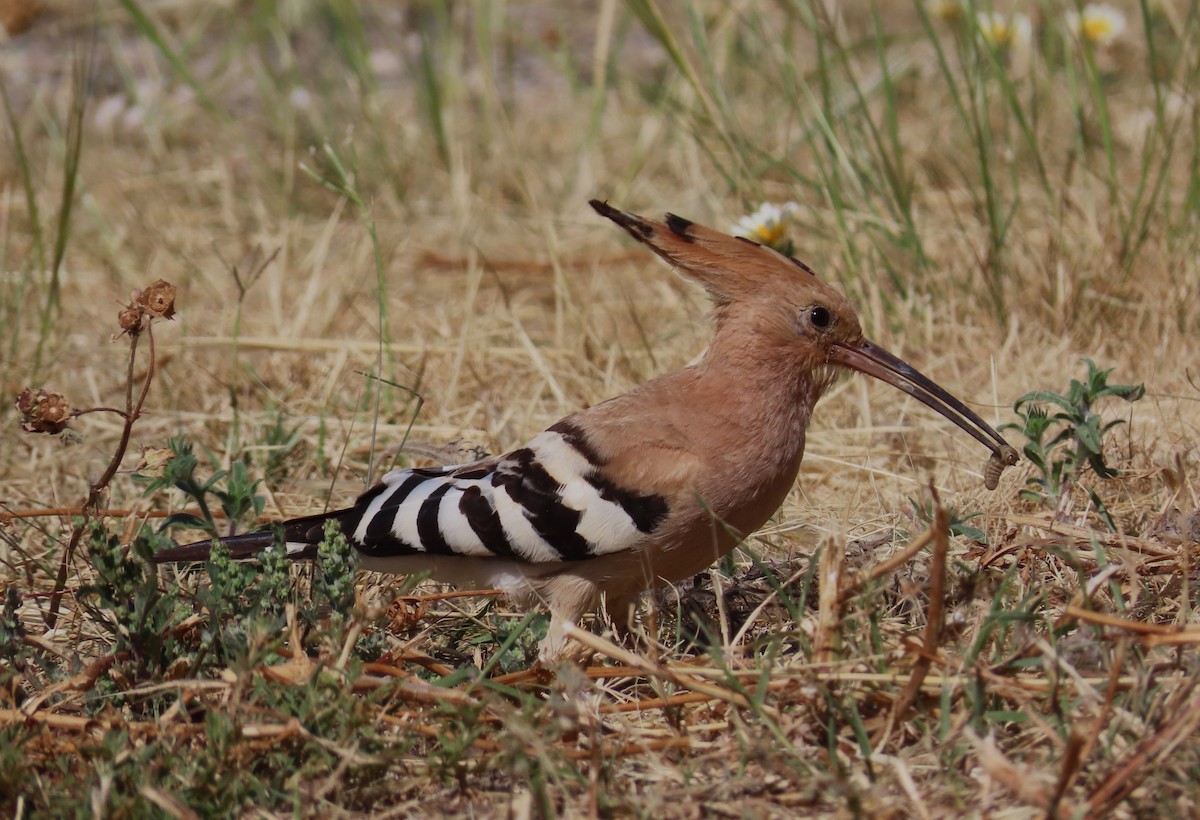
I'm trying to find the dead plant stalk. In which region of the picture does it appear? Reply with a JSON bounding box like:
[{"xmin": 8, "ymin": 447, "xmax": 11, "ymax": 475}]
[{"xmin": 45, "ymin": 321, "xmax": 159, "ymax": 630}]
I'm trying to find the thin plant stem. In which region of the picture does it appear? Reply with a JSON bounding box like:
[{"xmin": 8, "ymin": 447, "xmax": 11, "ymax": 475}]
[{"xmin": 44, "ymin": 323, "xmax": 158, "ymax": 630}]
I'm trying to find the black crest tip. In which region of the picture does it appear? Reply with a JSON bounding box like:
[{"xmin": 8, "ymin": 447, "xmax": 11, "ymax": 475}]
[
  {"xmin": 588, "ymin": 198, "xmax": 616, "ymax": 218},
  {"xmin": 790, "ymin": 256, "xmax": 815, "ymax": 275},
  {"xmin": 664, "ymin": 212, "xmax": 695, "ymax": 242},
  {"xmin": 590, "ymin": 199, "xmax": 652, "ymax": 238}
]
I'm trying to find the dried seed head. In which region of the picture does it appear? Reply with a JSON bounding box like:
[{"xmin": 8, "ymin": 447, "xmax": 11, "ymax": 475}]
[
  {"xmin": 15, "ymin": 388, "xmax": 72, "ymax": 434},
  {"xmin": 118, "ymin": 279, "xmax": 176, "ymax": 335},
  {"xmin": 118, "ymin": 304, "xmax": 145, "ymax": 334},
  {"xmin": 136, "ymin": 279, "xmax": 177, "ymax": 320}
]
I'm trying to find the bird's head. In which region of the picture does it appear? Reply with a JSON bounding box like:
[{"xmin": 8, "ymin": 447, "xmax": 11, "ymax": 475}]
[{"xmin": 590, "ymin": 199, "xmax": 1018, "ymax": 484}]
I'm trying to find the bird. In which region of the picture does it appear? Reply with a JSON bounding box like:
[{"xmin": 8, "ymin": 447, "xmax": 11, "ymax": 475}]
[{"xmin": 152, "ymin": 200, "xmax": 1017, "ymax": 660}]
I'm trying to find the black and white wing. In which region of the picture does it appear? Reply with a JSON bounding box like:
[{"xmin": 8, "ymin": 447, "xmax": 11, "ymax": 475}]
[{"xmin": 341, "ymin": 425, "xmax": 670, "ymax": 563}]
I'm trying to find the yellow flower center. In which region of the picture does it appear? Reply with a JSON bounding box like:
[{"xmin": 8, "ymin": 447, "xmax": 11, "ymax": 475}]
[
  {"xmin": 929, "ymin": 0, "xmax": 963, "ymax": 22},
  {"xmin": 1082, "ymin": 17, "xmax": 1114, "ymax": 42},
  {"xmin": 754, "ymin": 223, "xmax": 785, "ymax": 246}
]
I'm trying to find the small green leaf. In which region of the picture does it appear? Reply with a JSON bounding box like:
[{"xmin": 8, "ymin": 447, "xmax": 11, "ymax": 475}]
[
  {"xmin": 160, "ymin": 513, "xmax": 209, "ymax": 530},
  {"xmin": 1014, "ymin": 390, "xmax": 1077, "ymax": 414},
  {"xmin": 1075, "ymin": 417, "xmax": 1104, "ymax": 455}
]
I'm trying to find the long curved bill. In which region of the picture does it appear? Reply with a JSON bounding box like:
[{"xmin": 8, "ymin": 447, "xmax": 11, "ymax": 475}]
[{"xmin": 830, "ymin": 339, "xmax": 1019, "ymax": 488}]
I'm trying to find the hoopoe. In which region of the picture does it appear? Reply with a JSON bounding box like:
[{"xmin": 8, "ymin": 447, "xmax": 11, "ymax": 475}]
[{"xmin": 153, "ymin": 200, "xmax": 1017, "ymax": 659}]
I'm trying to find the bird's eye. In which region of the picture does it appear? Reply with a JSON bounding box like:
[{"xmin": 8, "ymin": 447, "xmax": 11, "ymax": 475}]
[{"xmin": 809, "ymin": 306, "xmax": 832, "ymax": 329}]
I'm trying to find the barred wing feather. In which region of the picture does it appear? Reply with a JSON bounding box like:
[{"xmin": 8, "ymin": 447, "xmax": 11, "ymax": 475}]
[{"xmin": 342, "ymin": 428, "xmax": 669, "ymax": 563}]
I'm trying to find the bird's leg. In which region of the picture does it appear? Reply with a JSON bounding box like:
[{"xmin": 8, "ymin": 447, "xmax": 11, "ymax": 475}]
[
  {"xmin": 603, "ymin": 593, "xmax": 640, "ymax": 644},
  {"xmin": 539, "ymin": 611, "xmax": 573, "ymax": 663},
  {"xmin": 538, "ymin": 612, "xmax": 598, "ymax": 667},
  {"xmin": 536, "ymin": 575, "xmax": 602, "ymax": 666}
]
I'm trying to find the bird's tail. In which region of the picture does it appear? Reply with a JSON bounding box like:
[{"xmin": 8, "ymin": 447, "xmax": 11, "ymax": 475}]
[{"xmin": 150, "ymin": 509, "xmax": 353, "ymax": 564}]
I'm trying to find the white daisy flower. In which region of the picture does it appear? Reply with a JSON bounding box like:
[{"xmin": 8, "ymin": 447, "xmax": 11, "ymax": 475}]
[
  {"xmin": 730, "ymin": 202, "xmax": 800, "ymax": 253},
  {"xmin": 1065, "ymin": 4, "xmax": 1127, "ymax": 46},
  {"xmin": 976, "ymin": 11, "xmax": 1033, "ymax": 53},
  {"xmin": 927, "ymin": 0, "xmax": 965, "ymax": 23}
]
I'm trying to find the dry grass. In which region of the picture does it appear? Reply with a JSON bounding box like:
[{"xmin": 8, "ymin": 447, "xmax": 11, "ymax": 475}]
[{"xmin": 2, "ymin": 0, "xmax": 1199, "ymax": 816}]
